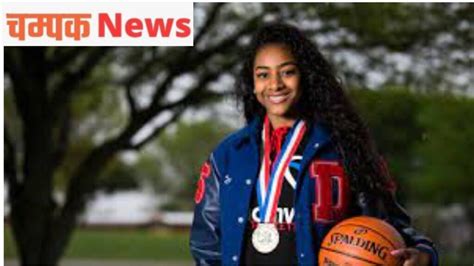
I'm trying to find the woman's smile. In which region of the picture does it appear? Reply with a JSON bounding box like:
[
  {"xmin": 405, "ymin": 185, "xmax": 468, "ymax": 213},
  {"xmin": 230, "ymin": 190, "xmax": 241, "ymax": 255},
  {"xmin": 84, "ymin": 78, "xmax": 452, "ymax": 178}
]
[{"xmin": 267, "ymin": 91, "xmax": 292, "ymax": 104}]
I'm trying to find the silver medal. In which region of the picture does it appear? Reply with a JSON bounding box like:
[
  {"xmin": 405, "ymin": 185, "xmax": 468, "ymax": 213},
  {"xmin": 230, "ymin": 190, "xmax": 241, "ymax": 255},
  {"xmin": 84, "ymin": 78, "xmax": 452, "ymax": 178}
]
[{"xmin": 252, "ymin": 223, "xmax": 280, "ymax": 254}]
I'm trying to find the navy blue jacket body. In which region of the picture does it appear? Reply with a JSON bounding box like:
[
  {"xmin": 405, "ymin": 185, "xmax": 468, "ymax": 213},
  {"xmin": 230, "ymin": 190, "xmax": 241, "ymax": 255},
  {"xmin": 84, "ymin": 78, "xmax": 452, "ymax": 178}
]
[{"xmin": 190, "ymin": 117, "xmax": 438, "ymax": 265}]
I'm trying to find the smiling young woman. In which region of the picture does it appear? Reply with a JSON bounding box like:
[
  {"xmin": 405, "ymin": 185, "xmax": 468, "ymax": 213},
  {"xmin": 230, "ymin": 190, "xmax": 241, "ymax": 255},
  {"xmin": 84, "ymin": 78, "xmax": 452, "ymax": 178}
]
[
  {"xmin": 253, "ymin": 43, "xmax": 302, "ymax": 129},
  {"xmin": 190, "ymin": 23, "xmax": 438, "ymax": 266}
]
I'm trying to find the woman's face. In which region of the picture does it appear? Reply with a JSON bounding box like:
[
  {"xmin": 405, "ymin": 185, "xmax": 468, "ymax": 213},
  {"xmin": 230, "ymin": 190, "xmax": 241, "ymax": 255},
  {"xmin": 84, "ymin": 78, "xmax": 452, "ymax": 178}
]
[{"xmin": 253, "ymin": 43, "xmax": 301, "ymax": 123}]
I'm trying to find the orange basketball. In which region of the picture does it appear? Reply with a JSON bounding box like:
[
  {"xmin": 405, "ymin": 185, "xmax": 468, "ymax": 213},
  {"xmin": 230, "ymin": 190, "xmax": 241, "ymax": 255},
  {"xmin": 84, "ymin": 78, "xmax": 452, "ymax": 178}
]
[{"xmin": 319, "ymin": 216, "xmax": 405, "ymax": 266}]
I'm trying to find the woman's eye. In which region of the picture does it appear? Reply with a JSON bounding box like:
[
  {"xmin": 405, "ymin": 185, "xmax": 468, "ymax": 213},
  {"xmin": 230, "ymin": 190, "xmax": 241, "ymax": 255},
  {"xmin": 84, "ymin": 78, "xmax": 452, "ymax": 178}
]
[
  {"xmin": 256, "ymin": 72, "xmax": 268, "ymax": 79},
  {"xmin": 282, "ymin": 69, "xmax": 297, "ymax": 77}
]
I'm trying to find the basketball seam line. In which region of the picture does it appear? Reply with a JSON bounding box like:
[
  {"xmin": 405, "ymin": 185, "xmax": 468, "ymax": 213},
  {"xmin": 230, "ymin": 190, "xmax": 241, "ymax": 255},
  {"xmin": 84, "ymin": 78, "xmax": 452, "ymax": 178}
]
[
  {"xmin": 336, "ymin": 223, "xmax": 398, "ymax": 249},
  {"xmin": 320, "ymin": 246, "xmax": 383, "ymax": 266}
]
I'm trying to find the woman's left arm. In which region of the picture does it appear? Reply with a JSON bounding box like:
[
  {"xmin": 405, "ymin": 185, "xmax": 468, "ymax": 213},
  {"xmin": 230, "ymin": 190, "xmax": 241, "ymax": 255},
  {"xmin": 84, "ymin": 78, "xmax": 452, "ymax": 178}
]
[{"xmin": 360, "ymin": 184, "xmax": 439, "ymax": 266}]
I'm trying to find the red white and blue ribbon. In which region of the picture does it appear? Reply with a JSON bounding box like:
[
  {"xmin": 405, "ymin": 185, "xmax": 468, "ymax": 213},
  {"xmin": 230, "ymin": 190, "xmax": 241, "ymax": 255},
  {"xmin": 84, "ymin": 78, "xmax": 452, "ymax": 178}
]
[{"xmin": 256, "ymin": 116, "xmax": 306, "ymax": 223}]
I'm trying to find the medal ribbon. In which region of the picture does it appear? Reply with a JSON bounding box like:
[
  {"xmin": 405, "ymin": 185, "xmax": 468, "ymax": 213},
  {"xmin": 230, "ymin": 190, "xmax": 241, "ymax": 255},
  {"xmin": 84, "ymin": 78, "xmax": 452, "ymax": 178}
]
[{"xmin": 256, "ymin": 116, "xmax": 306, "ymax": 223}]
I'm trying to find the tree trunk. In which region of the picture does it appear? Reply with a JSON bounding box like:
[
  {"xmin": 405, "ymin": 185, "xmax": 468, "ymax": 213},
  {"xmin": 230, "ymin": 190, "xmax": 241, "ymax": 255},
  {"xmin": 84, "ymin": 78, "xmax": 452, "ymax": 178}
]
[
  {"xmin": 5, "ymin": 35, "xmax": 235, "ymax": 264},
  {"xmin": 9, "ymin": 117, "xmax": 58, "ymax": 265},
  {"xmin": 9, "ymin": 144, "xmax": 121, "ymax": 265},
  {"xmin": 9, "ymin": 47, "xmax": 60, "ymax": 266},
  {"xmin": 7, "ymin": 47, "xmax": 128, "ymax": 265},
  {"xmin": 10, "ymin": 196, "xmax": 56, "ymax": 266},
  {"xmin": 45, "ymin": 142, "xmax": 122, "ymax": 264}
]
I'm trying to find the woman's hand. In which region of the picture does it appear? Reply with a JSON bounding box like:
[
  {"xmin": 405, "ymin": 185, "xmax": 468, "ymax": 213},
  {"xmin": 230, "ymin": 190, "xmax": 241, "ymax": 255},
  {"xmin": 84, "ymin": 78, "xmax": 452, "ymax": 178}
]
[{"xmin": 391, "ymin": 248, "xmax": 431, "ymax": 266}]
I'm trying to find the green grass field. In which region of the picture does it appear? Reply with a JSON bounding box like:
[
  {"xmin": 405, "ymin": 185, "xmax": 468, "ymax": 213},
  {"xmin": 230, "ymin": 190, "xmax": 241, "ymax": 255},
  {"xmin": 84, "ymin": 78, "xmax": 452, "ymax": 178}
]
[{"xmin": 4, "ymin": 226, "xmax": 192, "ymax": 261}]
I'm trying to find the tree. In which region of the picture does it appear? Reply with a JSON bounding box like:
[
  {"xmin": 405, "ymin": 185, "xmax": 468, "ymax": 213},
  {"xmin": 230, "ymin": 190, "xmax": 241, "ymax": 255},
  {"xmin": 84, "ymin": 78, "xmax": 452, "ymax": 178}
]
[{"xmin": 4, "ymin": 4, "xmax": 261, "ymax": 264}]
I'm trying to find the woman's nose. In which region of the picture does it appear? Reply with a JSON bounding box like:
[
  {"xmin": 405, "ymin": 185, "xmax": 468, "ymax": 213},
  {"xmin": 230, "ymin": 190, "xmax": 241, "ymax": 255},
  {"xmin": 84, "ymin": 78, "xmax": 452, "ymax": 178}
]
[{"xmin": 269, "ymin": 73, "xmax": 284, "ymax": 90}]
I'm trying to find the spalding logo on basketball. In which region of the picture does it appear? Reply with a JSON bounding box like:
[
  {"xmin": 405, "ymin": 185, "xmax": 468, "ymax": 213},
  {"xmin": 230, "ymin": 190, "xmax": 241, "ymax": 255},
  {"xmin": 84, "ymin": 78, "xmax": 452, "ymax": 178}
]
[{"xmin": 319, "ymin": 216, "xmax": 405, "ymax": 266}]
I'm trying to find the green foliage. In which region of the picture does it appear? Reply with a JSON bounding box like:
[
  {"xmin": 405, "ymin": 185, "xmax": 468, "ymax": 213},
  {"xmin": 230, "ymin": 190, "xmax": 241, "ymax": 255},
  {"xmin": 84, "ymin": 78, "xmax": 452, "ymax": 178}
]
[
  {"xmin": 70, "ymin": 64, "xmax": 126, "ymax": 139},
  {"xmin": 350, "ymin": 88, "xmax": 474, "ymax": 204},
  {"xmin": 351, "ymin": 88, "xmax": 423, "ymax": 169},
  {"xmin": 53, "ymin": 136, "xmax": 95, "ymax": 190},
  {"xmin": 316, "ymin": 4, "xmax": 451, "ymax": 51},
  {"xmin": 96, "ymin": 159, "xmax": 141, "ymax": 193},
  {"xmin": 52, "ymin": 61, "xmax": 128, "ymax": 191},
  {"xmin": 411, "ymin": 95, "xmax": 474, "ymax": 203},
  {"xmin": 350, "ymin": 88, "xmax": 424, "ymax": 201},
  {"xmin": 155, "ymin": 120, "xmax": 233, "ymax": 210}
]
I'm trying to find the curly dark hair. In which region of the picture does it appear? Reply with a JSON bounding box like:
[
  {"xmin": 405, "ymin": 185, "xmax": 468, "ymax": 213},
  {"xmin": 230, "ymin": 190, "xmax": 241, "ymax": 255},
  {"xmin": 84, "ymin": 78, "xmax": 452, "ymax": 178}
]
[{"xmin": 235, "ymin": 23, "xmax": 390, "ymax": 196}]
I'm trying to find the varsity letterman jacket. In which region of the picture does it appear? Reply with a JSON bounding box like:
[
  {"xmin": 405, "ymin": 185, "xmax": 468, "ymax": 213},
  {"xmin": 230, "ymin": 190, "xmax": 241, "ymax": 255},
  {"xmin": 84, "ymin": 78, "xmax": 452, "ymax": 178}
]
[{"xmin": 190, "ymin": 117, "xmax": 438, "ymax": 266}]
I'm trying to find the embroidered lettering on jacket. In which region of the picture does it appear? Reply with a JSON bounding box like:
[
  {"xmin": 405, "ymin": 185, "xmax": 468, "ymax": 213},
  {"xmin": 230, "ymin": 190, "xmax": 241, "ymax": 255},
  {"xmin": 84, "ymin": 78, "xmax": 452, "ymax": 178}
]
[
  {"xmin": 194, "ymin": 161, "xmax": 211, "ymax": 204},
  {"xmin": 310, "ymin": 160, "xmax": 350, "ymax": 222}
]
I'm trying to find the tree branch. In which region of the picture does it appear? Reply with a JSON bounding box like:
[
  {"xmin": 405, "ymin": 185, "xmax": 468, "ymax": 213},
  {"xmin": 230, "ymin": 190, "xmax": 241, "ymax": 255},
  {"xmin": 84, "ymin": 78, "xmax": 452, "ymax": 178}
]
[
  {"xmin": 120, "ymin": 48, "xmax": 163, "ymax": 88},
  {"xmin": 4, "ymin": 124, "xmax": 20, "ymax": 199},
  {"xmin": 120, "ymin": 9, "xmax": 252, "ymax": 110},
  {"xmin": 52, "ymin": 105, "xmax": 71, "ymax": 169},
  {"xmin": 9, "ymin": 49, "xmax": 46, "ymax": 123},
  {"xmin": 4, "ymin": 48, "xmax": 21, "ymax": 80},
  {"xmin": 194, "ymin": 3, "xmax": 225, "ymax": 45},
  {"xmin": 49, "ymin": 47, "xmax": 86, "ymax": 73},
  {"xmin": 186, "ymin": 14, "xmax": 261, "ymax": 66},
  {"xmin": 50, "ymin": 138, "xmax": 123, "ymax": 263},
  {"xmin": 160, "ymin": 71, "xmax": 225, "ymax": 111},
  {"xmin": 120, "ymin": 12, "xmax": 259, "ymax": 122},
  {"xmin": 44, "ymin": 16, "xmax": 252, "ymax": 259},
  {"xmin": 48, "ymin": 16, "xmax": 259, "ymax": 257},
  {"xmin": 125, "ymin": 84, "xmax": 138, "ymax": 118},
  {"xmin": 147, "ymin": 15, "xmax": 260, "ymax": 110},
  {"xmin": 146, "ymin": 73, "xmax": 177, "ymax": 114},
  {"xmin": 50, "ymin": 47, "xmax": 112, "ymax": 122},
  {"xmin": 126, "ymin": 108, "xmax": 185, "ymax": 151}
]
